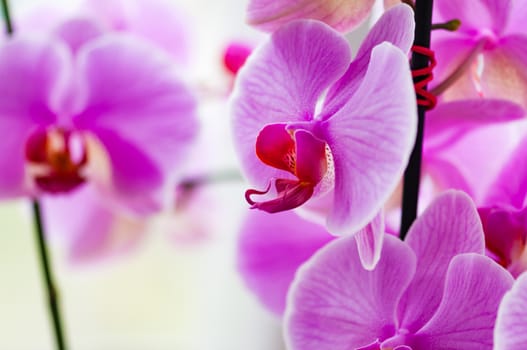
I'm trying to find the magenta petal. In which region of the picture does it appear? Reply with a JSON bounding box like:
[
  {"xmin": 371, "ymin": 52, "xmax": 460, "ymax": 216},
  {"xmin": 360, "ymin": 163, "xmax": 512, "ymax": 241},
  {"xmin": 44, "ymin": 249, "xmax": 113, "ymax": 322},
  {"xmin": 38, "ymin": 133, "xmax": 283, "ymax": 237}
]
[
  {"xmin": 355, "ymin": 211, "xmax": 385, "ymax": 270},
  {"xmin": 355, "ymin": 4, "xmax": 414, "ymax": 58},
  {"xmin": 478, "ymin": 35, "xmax": 527, "ymax": 110},
  {"xmin": 231, "ymin": 20, "xmax": 350, "ymax": 188},
  {"xmin": 237, "ymin": 210, "xmax": 334, "ymax": 315},
  {"xmin": 323, "ymin": 4, "xmax": 414, "ymax": 117},
  {"xmin": 413, "ymin": 254, "xmax": 513, "ymax": 350},
  {"xmin": 43, "ymin": 184, "xmax": 146, "ymax": 263},
  {"xmin": 484, "ymin": 136, "xmax": 527, "ymax": 208},
  {"xmin": 0, "ymin": 37, "xmax": 70, "ymax": 197},
  {"xmin": 247, "ymin": 0, "xmax": 375, "ymax": 33},
  {"xmin": 72, "ymin": 36, "xmax": 197, "ymax": 212},
  {"xmin": 322, "ymin": 43, "xmax": 416, "ymax": 234},
  {"xmin": 424, "ymin": 155, "xmax": 475, "ymax": 197},
  {"xmin": 478, "ymin": 206, "xmax": 527, "ymax": 271},
  {"xmin": 494, "ymin": 272, "xmax": 527, "ymax": 350},
  {"xmin": 435, "ymin": 0, "xmax": 512, "ymax": 35},
  {"xmin": 399, "ymin": 191, "xmax": 485, "ymax": 332},
  {"xmin": 425, "ymin": 99, "xmax": 524, "ymax": 139},
  {"xmin": 285, "ymin": 235, "xmax": 416, "ymax": 350},
  {"xmin": 53, "ymin": 17, "xmax": 105, "ymax": 53},
  {"xmin": 83, "ymin": 0, "xmax": 191, "ymax": 64}
]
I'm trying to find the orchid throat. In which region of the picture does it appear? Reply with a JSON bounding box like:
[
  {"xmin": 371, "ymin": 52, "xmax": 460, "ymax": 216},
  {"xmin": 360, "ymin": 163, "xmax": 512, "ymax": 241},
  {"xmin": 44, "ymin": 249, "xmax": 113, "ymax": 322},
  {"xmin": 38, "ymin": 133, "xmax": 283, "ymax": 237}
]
[{"xmin": 245, "ymin": 123, "xmax": 331, "ymax": 213}]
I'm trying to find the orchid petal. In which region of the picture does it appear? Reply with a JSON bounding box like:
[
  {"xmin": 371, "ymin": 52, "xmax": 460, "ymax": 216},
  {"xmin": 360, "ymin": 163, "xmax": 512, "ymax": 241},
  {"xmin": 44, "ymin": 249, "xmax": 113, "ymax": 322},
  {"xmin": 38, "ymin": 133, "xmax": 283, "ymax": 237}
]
[
  {"xmin": 323, "ymin": 4, "xmax": 414, "ymax": 117},
  {"xmin": 231, "ymin": 20, "xmax": 350, "ymax": 188},
  {"xmin": 423, "ymin": 155, "xmax": 475, "ymax": 197},
  {"xmin": 72, "ymin": 35, "xmax": 197, "ymax": 213},
  {"xmin": 412, "ymin": 254, "xmax": 513, "ymax": 350},
  {"xmin": 483, "ymin": 135, "xmax": 527, "ymax": 208},
  {"xmin": 43, "ymin": 184, "xmax": 146, "ymax": 263},
  {"xmin": 494, "ymin": 272, "xmax": 527, "ymax": 350},
  {"xmin": 237, "ymin": 210, "xmax": 333, "ymax": 315},
  {"xmin": 430, "ymin": 34, "xmax": 484, "ymax": 101},
  {"xmin": 425, "ymin": 99, "xmax": 524, "ymax": 139},
  {"xmin": 479, "ymin": 35, "xmax": 527, "ymax": 109},
  {"xmin": 435, "ymin": 0, "xmax": 512, "ymax": 36},
  {"xmin": 285, "ymin": 235, "xmax": 416, "ymax": 350},
  {"xmin": 399, "ymin": 191, "xmax": 485, "ymax": 332},
  {"xmin": 53, "ymin": 17, "xmax": 105, "ymax": 53},
  {"xmin": 322, "ymin": 42, "xmax": 416, "ymax": 234},
  {"xmin": 354, "ymin": 211, "xmax": 385, "ymax": 270},
  {"xmin": 83, "ymin": 0, "xmax": 191, "ymax": 64},
  {"xmin": 0, "ymin": 37, "xmax": 70, "ymax": 197},
  {"xmin": 478, "ymin": 206, "xmax": 527, "ymax": 272},
  {"xmin": 247, "ymin": 0, "xmax": 375, "ymax": 33}
]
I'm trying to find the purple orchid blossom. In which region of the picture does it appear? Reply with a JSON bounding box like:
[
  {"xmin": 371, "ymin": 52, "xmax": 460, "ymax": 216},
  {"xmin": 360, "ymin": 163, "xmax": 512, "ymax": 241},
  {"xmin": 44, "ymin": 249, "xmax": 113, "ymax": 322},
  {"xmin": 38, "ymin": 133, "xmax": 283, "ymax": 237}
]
[
  {"xmin": 285, "ymin": 191, "xmax": 513, "ymax": 350},
  {"xmin": 431, "ymin": 0, "xmax": 527, "ymax": 109},
  {"xmin": 246, "ymin": 0, "xmax": 375, "ymax": 33},
  {"xmin": 231, "ymin": 4, "xmax": 417, "ymax": 235},
  {"xmin": 0, "ymin": 30, "xmax": 197, "ymax": 252},
  {"xmin": 474, "ymin": 135, "xmax": 527, "ymax": 277},
  {"xmin": 494, "ymin": 271, "xmax": 527, "ymax": 350}
]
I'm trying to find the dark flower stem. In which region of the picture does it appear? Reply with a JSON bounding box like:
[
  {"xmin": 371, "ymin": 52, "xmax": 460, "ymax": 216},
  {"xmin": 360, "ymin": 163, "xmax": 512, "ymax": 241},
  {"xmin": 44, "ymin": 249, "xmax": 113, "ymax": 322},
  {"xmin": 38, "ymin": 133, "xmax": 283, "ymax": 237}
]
[
  {"xmin": 0, "ymin": 0, "xmax": 12, "ymax": 34},
  {"xmin": 32, "ymin": 200, "xmax": 67, "ymax": 350},
  {"xmin": 400, "ymin": 0, "xmax": 434, "ymax": 239},
  {"xmin": 1, "ymin": 0, "xmax": 67, "ymax": 349}
]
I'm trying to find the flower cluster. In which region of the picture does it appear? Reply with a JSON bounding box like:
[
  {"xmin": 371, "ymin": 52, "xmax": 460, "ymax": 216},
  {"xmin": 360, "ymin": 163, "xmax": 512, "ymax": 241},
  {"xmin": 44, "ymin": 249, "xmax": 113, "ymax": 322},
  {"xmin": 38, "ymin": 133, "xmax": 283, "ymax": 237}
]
[{"xmin": 2, "ymin": 0, "xmax": 527, "ymax": 348}]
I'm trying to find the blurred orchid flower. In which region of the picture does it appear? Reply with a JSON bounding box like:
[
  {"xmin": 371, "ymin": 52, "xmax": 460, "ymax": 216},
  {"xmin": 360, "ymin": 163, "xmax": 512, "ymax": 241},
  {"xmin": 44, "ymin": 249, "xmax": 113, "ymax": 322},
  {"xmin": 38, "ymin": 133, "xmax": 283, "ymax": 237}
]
[
  {"xmin": 231, "ymin": 4, "xmax": 417, "ymax": 235},
  {"xmin": 431, "ymin": 0, "xmax": 527, "ymax": 109},
  {"xmin": 246, "ymin": 0, "xmax": 375, "ymax": 33},
  {"xmin": 494, "ymin": 271, "xmax": 527, "ymax": 350},
  {"xmin": 16, "ymin": 0, "xmax": 191, "ymax": 65},
  {"xmin": 285, "ymin": 191, "xmax": 513, "ymax": 350},
  {"xmin": 0, "ymin": 31, "xmax": 197, "ymax": 257},
  {"xmin": 81, "ymin": 0, "xmax": 192, "ymax": 65},
  {"xmin": 422, "ymin": 100, "xmax": 524, "ymax": 200},
  {"xmin": 475, "ymin": 135, "xmax": 527, "ymax": 277}
]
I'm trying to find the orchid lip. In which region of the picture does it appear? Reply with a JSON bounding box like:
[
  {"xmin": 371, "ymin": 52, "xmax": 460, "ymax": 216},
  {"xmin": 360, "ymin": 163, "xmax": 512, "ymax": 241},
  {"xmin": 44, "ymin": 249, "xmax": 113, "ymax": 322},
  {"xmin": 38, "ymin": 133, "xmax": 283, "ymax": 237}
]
[
  {"xmin": 245, "ymin": 123, "xmax": 329, "ymax": 213},
  {"xmin": 25, "ymin": 127, "xmax": 89, "ymax": 193}
]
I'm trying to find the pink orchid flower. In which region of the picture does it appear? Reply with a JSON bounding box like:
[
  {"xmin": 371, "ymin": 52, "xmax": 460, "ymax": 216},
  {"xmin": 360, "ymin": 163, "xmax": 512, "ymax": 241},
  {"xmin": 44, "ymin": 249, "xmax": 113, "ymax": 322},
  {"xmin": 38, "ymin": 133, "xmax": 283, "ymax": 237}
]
[
  {"xmin": 431, "ymin": 0, "xmax": 527, "ymax": 109},
  {"xmin": 494, "ymin": 271, "xmax": 527, "ymax": 350},
  {"xmin": 475, "ymin": 135, "xmax": 527, "ymax": 277},
  {"xmin": 231, "ymin": 4, "xmax": 417, "ymax": 235},
  {"xmin": 285, "ymin": 191, "xmax": 513, "ymax": 350},
  {"xmin": 0, "ymin": 29, "xmax": 197, "ymax": 249},
  {"xmin": 246, "ymin": 0, "xmax": 375, "ymax": 33}
]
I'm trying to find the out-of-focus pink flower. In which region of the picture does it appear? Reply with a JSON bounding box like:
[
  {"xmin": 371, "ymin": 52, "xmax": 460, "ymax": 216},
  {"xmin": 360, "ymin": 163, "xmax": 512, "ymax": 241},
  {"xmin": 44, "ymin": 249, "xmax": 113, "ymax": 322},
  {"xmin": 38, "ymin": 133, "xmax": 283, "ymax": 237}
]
[
  {"xmin": 474, "ymin": 136, "xmax": 527, "ymax": 277},
  {"xmin": 0, "ymin": 29, "xmax": 197, "ymax": 260},
  {"xmin": 494, "ymin": 271, "xmax": 527, "ymax": 350},
  {"xmin": 285, "ymin": 191, "xmax": 513, "ymax": 350},
  {"xmin": 16, "ymin": 0, "xmax": 192, "ymax": 65},
  {"xmin": 246, "ymin": 0, "xmax": 375, "ymax": 33},
  {"xmin": 431, "ymin": 0, "xmax": 527, "ymax": 109},
  {"xmin": 81, "ymin": 0, "xmax": 192, "ymax": 65},
  {"xmin": 231, "ymin": 4, "xmax": 416, "ymax": 236}
]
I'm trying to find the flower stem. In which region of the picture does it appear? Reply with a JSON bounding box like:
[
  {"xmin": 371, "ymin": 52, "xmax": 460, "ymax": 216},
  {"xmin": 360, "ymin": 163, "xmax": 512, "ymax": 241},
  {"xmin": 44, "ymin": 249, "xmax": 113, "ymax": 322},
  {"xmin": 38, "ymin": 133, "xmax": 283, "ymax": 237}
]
[
  {"xmin": 0, "ymin": 0, "xmax": 13, "ymax": 34},
  {"xmin": 32, "ymin": 200, "xmax": 68, "ymax": 350},
  {"xmin": 400, "ymin": 0, "xmax": 434, "ymax": 239},
  {"xmin": 0, "ymin": 0, "xmax": 68, "ymax": 348}
]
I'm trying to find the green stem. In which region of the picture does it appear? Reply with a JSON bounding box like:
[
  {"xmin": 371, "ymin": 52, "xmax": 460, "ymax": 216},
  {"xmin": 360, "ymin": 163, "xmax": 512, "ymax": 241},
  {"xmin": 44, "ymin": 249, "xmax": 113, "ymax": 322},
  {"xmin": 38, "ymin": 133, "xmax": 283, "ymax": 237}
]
[
  {"xmin": 1, "ymin": 0, "xmax": 13, "ymax": 34},
  {"xmin": 32, "ymin": 200, "xmax": 68, "ymax": 350}
]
